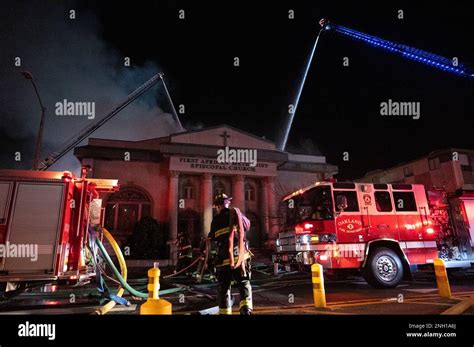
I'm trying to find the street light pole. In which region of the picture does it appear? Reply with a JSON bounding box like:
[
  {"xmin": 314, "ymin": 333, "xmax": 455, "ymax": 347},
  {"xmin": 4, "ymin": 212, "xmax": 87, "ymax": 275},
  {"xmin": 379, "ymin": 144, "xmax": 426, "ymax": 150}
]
[{"xmin": 21, "ymin": 70, "xmax": 46, "ymax": 170}]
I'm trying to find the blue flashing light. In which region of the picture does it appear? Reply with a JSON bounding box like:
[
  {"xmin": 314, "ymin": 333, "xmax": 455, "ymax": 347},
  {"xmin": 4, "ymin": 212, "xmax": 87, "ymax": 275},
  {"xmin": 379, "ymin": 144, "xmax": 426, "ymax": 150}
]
[{"xmin": 335, "ymin": 24, "xmax": 472, "ymax": 77}]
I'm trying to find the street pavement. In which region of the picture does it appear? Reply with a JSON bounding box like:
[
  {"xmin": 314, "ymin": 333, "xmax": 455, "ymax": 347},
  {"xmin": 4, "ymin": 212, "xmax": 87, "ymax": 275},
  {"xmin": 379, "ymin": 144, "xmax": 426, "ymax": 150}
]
[{"xmin": 1, "ymin": 267, "xmax": 473, "ymax": 315}]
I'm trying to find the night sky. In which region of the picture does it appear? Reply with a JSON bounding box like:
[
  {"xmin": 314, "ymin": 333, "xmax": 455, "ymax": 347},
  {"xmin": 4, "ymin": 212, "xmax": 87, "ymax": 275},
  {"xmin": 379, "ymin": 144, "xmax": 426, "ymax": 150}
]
[{"xmin": 1, "ymin": 0, "xmax": 473, "ymax": 179}]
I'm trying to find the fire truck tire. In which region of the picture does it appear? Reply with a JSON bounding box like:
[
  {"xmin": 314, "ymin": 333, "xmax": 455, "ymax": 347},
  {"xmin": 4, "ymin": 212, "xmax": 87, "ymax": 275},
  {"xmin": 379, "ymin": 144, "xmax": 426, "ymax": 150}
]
[{"xmin": 363, "ymin": 247, "xmax": 404, "ymax": 288}]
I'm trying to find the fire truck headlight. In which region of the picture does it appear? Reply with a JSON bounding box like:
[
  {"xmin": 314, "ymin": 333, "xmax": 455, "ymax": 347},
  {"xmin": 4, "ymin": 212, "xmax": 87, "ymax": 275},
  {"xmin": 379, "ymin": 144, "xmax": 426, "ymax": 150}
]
[
  {"xmin": 426, "ymin": 227, "xmax": 434, "ymax": 234},
  {"xmin": 298, "ymin": 234, "xmax": 310, "ymax": 244},
  {"xmin": 319, "ymin": 233, "xmax": 337, "ymax": 242}
]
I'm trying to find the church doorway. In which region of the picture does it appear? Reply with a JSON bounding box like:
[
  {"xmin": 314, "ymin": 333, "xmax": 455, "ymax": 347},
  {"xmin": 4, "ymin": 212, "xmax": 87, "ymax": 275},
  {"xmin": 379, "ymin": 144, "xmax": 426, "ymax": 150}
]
[{"xmin": 178, "ymin": 209, "xmax": 201, "ymax": 248}]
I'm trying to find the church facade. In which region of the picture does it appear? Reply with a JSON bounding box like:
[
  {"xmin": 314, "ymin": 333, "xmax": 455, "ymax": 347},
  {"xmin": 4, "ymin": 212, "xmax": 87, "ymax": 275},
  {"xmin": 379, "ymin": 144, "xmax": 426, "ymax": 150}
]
[{"xmin": 74, "ymin": 125, "xmax": 337, "ymax": 263}]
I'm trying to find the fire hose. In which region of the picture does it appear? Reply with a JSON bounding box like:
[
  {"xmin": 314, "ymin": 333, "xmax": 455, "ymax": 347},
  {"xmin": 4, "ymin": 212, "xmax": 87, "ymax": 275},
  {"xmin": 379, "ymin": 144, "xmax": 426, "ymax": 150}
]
[
  {"xmin": 163, "ymin": 256, "xmax": 201, "ymax": 279},
  {"xmin": 94, "ymin": 228, "xmax": 184, "ymax": 312},
  {"xmin": 92, "ymin": 228, "xmax": 128, "ymax": 315}
]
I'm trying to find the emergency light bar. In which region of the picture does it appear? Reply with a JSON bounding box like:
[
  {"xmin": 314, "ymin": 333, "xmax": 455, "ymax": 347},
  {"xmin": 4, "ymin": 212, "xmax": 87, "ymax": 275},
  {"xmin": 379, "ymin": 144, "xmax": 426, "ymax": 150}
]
[{"xmin": 321, "ymin": 20, "xmax": 474, "ymax": 78}]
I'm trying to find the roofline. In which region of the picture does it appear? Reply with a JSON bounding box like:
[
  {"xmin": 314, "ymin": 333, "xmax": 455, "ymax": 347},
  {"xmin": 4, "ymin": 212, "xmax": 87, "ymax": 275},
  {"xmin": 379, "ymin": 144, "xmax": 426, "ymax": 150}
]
[
  {"xmin": 87, "ymin": 135, "xmax": 170, "ymax": 144},
  {"xmin": 168, "ymin": 124, "xmax": 277, "ymax": 146},
  {"xmin": 360, "ymin": 147, "xmax": 474, "ymax": 178}
]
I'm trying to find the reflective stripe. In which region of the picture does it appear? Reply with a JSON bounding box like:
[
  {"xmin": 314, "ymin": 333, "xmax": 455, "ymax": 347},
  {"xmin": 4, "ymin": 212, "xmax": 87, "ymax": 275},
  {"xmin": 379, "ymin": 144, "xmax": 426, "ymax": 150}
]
[
  {"xmin": 216, "ymin": 259, "xmax": 231, "ymax": 267},
  {"xmin": 215, "ymin": 252, "xmax": 251, "ymax": 267},
  {"xmin": 423, "ymin": 241, "xmax": 437, "ymax": 248},
  {"xmin": 219, "ymin": 307, "xmax": 232, "ymax": 315},
  {"xmin": 402, "ymin": 241, "xmax": 426, "ymax": 249},
  {"xmin": 215, "ymin": 227, "xmax": 230, "ymax": 237},
  {"xmin": 239, "ymin": 299, "xmax": 253, "ymax": 309}
]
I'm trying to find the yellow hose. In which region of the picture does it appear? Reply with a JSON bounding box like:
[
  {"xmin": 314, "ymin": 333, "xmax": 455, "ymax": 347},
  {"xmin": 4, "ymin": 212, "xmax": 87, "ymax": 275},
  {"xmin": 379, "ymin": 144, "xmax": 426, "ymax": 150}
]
[{"xmin": 92, "ymin": 228, "xmax": 127, "ymax": 315}]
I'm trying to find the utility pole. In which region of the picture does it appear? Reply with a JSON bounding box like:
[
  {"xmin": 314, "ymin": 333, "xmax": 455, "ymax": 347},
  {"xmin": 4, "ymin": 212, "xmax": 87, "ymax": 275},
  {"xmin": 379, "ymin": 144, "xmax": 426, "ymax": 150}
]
[{"xmin": 21, "ymin": 70, "xmax": 46, "ymax": 170}]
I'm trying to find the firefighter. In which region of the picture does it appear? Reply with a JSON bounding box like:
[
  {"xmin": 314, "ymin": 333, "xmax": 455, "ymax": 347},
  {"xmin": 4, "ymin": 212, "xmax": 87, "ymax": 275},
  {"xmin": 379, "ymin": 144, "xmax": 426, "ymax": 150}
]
[
  {"xmin": 208, "ymin": 193, "xmax": 252, "ymax": 315},
  {"xmin": 176, "ymin": 232, "xmax": 193, "ymax": 275}
]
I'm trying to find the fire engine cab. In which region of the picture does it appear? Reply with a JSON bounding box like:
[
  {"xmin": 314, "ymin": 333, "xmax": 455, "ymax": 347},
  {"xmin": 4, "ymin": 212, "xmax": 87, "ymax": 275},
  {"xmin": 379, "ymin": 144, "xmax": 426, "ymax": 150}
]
[
  {"xmin": 0, "ymin": 169, "xmax": 118, "ymax": 287},
  {"xmin": 273, "ymin": 181, "xmax": 474, "ymax": 288}
]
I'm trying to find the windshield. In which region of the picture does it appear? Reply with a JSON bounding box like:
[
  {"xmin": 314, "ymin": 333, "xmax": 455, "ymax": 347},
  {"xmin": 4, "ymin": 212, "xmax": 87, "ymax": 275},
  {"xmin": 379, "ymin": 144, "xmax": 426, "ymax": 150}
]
[{"xmin": 285, "ymin": 186, "xmax": 333, "ymax": 226}]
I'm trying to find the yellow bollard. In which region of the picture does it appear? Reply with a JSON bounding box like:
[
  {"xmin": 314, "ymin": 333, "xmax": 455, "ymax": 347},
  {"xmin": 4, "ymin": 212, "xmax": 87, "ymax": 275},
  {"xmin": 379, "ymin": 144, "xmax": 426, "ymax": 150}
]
[
  {"xmin": 433, "ymin": 258, "xmax": 451, "ymax": 299},
  {"xmin": 140, "ymin": 262, "xmax": 172, "ymax": 315},
  {"xmin": 311, "ymin": 263, "xmax": 326, "ymax": 308}
]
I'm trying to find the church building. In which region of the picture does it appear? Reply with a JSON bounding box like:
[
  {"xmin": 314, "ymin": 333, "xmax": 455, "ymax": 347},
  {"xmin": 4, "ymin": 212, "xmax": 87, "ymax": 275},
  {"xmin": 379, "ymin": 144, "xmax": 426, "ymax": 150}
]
[{"xmin": 74, "ymin": 125, "xmax": 337, "ymax": 263}]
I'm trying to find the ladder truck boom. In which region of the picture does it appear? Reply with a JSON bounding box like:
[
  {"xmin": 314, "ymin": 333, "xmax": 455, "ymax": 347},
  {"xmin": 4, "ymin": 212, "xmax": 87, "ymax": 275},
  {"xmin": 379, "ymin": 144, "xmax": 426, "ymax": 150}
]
[
  {"xmin": 279, "ymin": 18, "xmax": 473, "ymax": 150},
  {"xmin": 38, "ymin": 72, "xmax": 182, "ymax": 171},
  {"xmin": 319, "ymin": 19, "xmax": 474, "ymax": 78}
]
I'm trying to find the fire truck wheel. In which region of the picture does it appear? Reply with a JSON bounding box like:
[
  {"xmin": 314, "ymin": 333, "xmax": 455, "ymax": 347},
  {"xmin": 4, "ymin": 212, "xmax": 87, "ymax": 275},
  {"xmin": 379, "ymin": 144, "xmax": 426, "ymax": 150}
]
[{"xmin": 363, "ymin": 247, "xmax": 403, "ymax": 288}]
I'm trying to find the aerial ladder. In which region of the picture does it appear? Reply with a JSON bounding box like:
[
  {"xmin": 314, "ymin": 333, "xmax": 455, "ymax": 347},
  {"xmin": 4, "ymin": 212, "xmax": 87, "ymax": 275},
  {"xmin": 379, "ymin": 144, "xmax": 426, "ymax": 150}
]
[
  {"xmin": 278, "ymin": 19, "xmax": 474, "ymax": 150},
  {"xmin": 38, "ymin": 72, "xmax": 183, "ymax": 171}
]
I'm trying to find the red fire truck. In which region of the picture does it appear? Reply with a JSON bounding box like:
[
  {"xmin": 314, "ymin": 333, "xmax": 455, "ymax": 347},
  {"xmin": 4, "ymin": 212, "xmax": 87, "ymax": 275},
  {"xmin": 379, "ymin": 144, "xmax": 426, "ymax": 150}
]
[
  {"xmin": 273, "ymin": 181, "xmax": 474, "ymax": 288},
  {"xmin": 0, "ymin": 169, "xmax": 118, "ymax": 288}
]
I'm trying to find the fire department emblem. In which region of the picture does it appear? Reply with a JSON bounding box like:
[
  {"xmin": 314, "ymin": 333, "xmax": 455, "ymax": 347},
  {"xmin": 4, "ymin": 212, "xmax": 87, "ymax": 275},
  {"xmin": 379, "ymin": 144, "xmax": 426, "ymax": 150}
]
[
  {"xmin": 337, "ymin": 218, "xmax": 363, "ymax": 233},
  {"xmin": 363, "ymin": 194, "xmax": 372, "ymax": 205}
]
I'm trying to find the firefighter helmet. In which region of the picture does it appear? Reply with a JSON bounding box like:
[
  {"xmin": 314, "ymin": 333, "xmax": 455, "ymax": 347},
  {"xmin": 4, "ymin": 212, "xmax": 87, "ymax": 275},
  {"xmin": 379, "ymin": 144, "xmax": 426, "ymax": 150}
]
[{"xmin": 213, "ymin": 193, "xmax": 232, "ymax": 206}]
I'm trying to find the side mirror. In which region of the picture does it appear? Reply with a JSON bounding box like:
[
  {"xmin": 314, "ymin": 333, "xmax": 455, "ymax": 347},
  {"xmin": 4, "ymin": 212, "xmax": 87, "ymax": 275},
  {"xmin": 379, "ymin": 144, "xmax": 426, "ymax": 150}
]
[{"xmin": 336, "ymin": 195, "xmax": 348, "ymax": 211}]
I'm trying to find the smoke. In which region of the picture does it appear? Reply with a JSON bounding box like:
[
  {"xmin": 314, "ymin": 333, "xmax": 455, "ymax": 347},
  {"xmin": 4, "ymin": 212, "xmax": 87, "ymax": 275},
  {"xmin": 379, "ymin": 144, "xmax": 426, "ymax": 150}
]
[
  {"xmin": 286, "ymin": 138, "xmax": 323, "ymax": 156},
  {"xmin": 0, "ymin": 0, "xmax": 180, "ymax": 174},
  {"xmin": 182, "ymin": 120, "xmax": 205, "ymax": 131}
]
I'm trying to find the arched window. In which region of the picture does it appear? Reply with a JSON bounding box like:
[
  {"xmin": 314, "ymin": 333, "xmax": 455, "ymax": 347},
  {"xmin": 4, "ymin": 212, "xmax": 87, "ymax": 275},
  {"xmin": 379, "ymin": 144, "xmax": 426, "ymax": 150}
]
[
  {"xmin": 104, "ymin": 187, "xmax": 152, "ymax": 238},
  {"xmin": 245, "ymin": 183, "xmax": 256, "ymax": 202}
]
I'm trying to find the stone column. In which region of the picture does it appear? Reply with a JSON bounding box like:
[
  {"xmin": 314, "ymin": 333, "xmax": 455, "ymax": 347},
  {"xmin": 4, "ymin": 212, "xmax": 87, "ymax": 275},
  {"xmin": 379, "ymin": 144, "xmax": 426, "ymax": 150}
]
[
  {"xmin": 201, "ymin": 173, "xmax": 213, "ymax": 237},
  {"xmin": 260, "ymin": 178, "xmax": 270, "ymax": 238},
  {"xmin": 265, "ymin": 176, "xmax": 278, "ymax": 244},
  {"xmin": 232, "ymin": 175, "xmax": 245, "ymax": 212},
  {"xmin": 168, "ymin": 171, "xmax": 179, "ymax": 266}
]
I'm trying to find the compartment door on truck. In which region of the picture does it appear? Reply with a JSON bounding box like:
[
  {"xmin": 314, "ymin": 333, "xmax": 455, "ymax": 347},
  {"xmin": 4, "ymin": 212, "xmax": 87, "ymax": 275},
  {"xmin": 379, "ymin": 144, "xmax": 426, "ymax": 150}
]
[
  {"xmin": 461, "ymin": 198, "xmax": 474, "ymax": 246},
  {"xmin": 0, "ymin": 182, "xmax": 13, "ymax": 245},
  {"xmin": 1, "ymin": 182, "xmax": 65, "ymax": 274},
  {"xmin": 359, "ymin": 184, "xmax": 399, "ymax": 240},
  {"xmin": 393, "ymin": 185, "xmax": 428, "ymax": 264}
]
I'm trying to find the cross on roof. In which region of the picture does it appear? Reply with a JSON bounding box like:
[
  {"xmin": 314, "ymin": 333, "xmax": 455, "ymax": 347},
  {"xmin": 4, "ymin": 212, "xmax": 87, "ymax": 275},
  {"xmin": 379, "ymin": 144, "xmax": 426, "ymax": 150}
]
[{"xmin": 219, "ymin": 130, "xmax": 231, "ymax": 147}]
